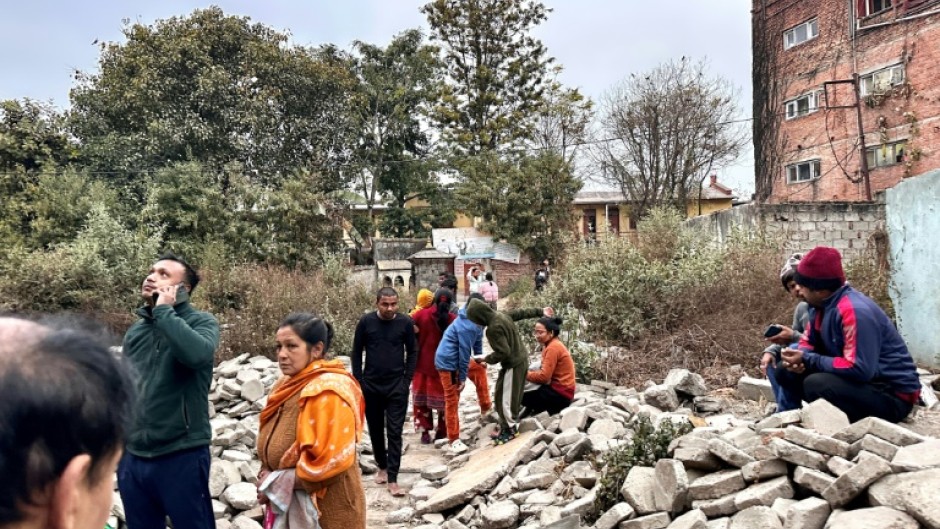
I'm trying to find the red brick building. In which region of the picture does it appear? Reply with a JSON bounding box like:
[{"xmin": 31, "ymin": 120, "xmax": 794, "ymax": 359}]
[{"xmin": 753, "ymin": 0, "xmax": 940, "ymax": 202}]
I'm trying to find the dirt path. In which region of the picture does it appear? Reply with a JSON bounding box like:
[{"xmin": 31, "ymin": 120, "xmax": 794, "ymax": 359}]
[{"xmin": 359, "ymin": 328, "xmax": 496, "ymax": 528}]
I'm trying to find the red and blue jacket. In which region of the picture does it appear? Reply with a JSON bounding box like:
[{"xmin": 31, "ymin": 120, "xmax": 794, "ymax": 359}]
[{"xmin": 797, "ymin": 285, "xmax": 921, "ymax": 404}]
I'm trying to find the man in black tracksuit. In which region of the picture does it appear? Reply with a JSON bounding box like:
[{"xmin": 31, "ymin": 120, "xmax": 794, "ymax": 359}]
[{"xmin": 351, "ymin": 287, "xmax": 417, "ymax": 497}]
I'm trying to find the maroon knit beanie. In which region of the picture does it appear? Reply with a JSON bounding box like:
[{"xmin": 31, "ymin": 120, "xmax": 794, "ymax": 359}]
[{"xmin": 794, "ymin": 246, "xmax": 846, "ymax": 291}]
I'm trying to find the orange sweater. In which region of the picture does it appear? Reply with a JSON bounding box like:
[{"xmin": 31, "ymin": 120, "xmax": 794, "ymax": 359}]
[{"xmin": 526, "ymin": 338, "xmax": 576, "ymax": 391}]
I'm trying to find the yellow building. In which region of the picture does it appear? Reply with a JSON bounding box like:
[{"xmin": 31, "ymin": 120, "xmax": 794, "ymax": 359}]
[{"xmin": 573, "ymin": 175, "xmax": 737, "ymax": 241}]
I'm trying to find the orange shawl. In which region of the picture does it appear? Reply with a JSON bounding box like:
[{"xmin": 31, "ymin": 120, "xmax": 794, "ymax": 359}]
[{"xmin": 260, "ymin": 359, "xmax": 365, "ymax": 488}]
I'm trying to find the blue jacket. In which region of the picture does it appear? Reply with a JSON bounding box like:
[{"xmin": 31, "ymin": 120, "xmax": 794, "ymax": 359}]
[
  {"xmin": 435, "ymin": 308, "xmax": 483, "ymax": 383},
  {"xmin": 798, "ymin": 285, "xmax": 920, "ymax": 399}
]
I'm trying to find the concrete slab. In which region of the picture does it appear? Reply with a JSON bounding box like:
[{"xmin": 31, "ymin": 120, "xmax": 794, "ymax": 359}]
[{"xmin": 418, "ymin": 430, "xmax": 538, "ymax": 513}]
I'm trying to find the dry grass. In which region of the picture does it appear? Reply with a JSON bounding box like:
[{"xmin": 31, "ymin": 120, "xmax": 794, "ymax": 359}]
[{"xmin": 197, "ymin": 264, "xmax": 375, "ymax": 362}]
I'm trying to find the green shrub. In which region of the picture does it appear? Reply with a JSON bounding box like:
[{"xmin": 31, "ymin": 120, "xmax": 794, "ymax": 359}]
[
  {"xmin": 0, "ymin": 204, "xmax": 161, "ymax": 315},
  {"xmin": 537, "ymin": 209, "xmax": 793, "ymax": 388},
  {"xmin": 588, "ymin": 415, "xmax": 692, "ymax": 523},
  {"xmin": 568, "ymin": 341, "xmax": 600, "ymax": 384}
]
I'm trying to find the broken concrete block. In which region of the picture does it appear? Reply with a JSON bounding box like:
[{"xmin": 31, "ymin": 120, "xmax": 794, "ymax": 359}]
[
  {"xmin": 560, "ymin": 489, "xmax": 595, "ymax": 518},
  {"xmin": 821, "ymin": 451, "xmax": 892, "ymax": 508},
  {"xmin": 691, "ymin": 494, "xmax": 738, "ymax": 518},
  {"xmin": 890, "ymin": 439, "xmax": 940, "ymax": 471},
  {"xmin": 707, "ymin": 438, "xmax": 755, "ymax": 468},
  {"xmin": 621, "ymin": 466, "xmax": 659, "ymax": 515},
  {"xmin": 619, "ymin": 512, "xmax": 671, "ymax": 529},
  {"xmin": 666, "ymin": 509, "xmax": 707, "ymax": 529},
  {"xmin": 705, "ymin": 518, "xmax": 731, "ymax": 529},
  {"xmin": 664, "ymin": 369, "xmax": 708, "ymax": 397},
  {"xmin": 674, "ymin": 448, "xmax": 723, "ymax": 471},
  {"xmin": 824, "ymin": 506, "xmax": 919, "ymax": 529},
  {"xmin": 746, "ymin": 444, "xmax": 777, "ymax": 462},
  {"xmin": 769, "ymin": 438, "xmax": 828, "ymax": 471},
  {"xmin": 689, "ymin": 470, "xmax": 747, "ymax": 501},
  {"xmin": 867, "ymin": 468, "xmax": 940, "ymax": 528},
  {"xmin": 833, "ymin": 416, "xmax": 926, "ymax": 446},
  {"xmin": 771, "ymin": 498, "xmax": 797, "ymax": 522},
  {"xmin": 564, "ymin": 437, "xmax": 593, "ymax": 463},
  {"xmin": 594, "ymin": 502, "xmax": 636, "ymax": 529},
  {"xmin": 783, "ymin": 426, "xmax": 850, "ymax": 458},
  {"xmin": 481, "ymin": 500, "xmax": 519, "ymax": 529},
  {"xmin": 722, "ymin": 427, "xmax": 764, "ymax": 450},
  {"xmin": 737, "ymin": 376, "xmax": 774, "ymax": 403},
  {"xmin": 799, "ymin": 399, "xmax": 849, "ymax": 436},
  {"xmin": 741, "ymin": 459, "xmax": 788, "ymax": 483},
  {"xmin": 783, "ymin": 497, "xmax": 830, "ymax": 529},
  {"xmin": 559, "ymin": 407, "xmax": 588, "ymax": 431},
  {"xmin": 825, "ymin": 456, "xmax": 854, "ymax": 477},
  {"xmin": 644, "ymin": 384, "xmax": 680, "ymax": 412},
  {"xmin": 734, "ymin": 476, "xmax": 794, "ymax": 510},
  {"xmin": 653, "ymin": 459, "xmax": 689, "ymax": 513},
  {"xmin": 561, "ymin": 460, "xmax": 597, "ymax": 488},
  {"xmin": 792, "ymin": 466, "xmax": 835, "ymax": 495},
  {"xmin": 847, "ymin": 434, "xmax": 899, "ymax": 461},
  {"xmin": 516, "ymin": 472, "xmax": 555, "ymax": 491},
  {"xmin": 729, "ymin": 506, "xmax": 782, "ymax": 529},
  {"xmin": 753, "ymin": 410, "xmax": 803, "ymax": 432}
]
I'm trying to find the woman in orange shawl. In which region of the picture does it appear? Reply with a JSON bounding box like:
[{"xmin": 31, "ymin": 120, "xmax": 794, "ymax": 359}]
[{"xmin": 257, "ymin": 313, "xmax": 366, "ymax": 528}]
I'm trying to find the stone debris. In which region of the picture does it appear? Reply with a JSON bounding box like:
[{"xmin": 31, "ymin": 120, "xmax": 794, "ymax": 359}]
[{"xmin": 105, "ymin": 353, "xmax": 939, "ymax": 529}]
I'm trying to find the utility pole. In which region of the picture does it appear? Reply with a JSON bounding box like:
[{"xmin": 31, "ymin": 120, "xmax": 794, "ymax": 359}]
[
  {"xmin": 852, "ymin": 74, "xmax": 873, "ymax": 201},
  {"xmin": 824, "ymin": 77, "xmax": 873, "ymax": 201}
]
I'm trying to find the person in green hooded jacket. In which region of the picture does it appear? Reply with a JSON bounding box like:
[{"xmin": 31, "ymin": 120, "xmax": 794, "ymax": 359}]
[
  {"xmin": 466, "ymin": 298, "xmax": 553, "ymax": 444},
  {"xmin": 119, "ymin": 253, "xmax": 220, "ymax": 529}
]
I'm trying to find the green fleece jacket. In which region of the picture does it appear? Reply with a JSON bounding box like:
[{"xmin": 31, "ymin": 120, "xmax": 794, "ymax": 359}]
[
  {"xmin": 465, "ymin": 299, "xmax": 543, "ymax": 369},
  {"xmin": 123, "ymin": 289, "xmax": 219, "ymax": 458}
]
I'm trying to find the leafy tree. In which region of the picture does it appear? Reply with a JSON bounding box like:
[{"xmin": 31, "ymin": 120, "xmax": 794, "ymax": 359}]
[
  {"xmin": 455, "ymin": 151, "xmax": 580, "ymax": 259},
  {"xmin": 531, "ymin": 66, "xmax": 594, "ymax": 166},
  {"xmin": 25, "ymin": 168, "xmax": 120, "ymax": 249},
  {"xmin": 236, "ymin": 175, "xmax": 345, "ymax": 268},
  {"xmin": 343, "ymin": 30, "xmax": 444, "ymax": 226},
  {"xmin": 421, "ymin": 0, "xmax": 554, "ymax": 153},
  {"xmin": 592, "ymin": 59, "xmax": 748, "ymax": 223},
  {"xmin": 69, "ymin": 7, "xmax": 356, "ymax": 190},
  {"xmin": 0, "ymin": 99, "xmax": 76, "ymax": 171},
  {"xmin": 139, "ymin": 163, "xmax": 229, "ymax": 260}
]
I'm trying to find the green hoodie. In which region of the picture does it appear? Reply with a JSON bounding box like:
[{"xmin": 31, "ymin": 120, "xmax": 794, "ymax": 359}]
[
  {"xmin": 465, "ymin": 298, "xmax": 543, "ymax": 369},
  {"xmin": 123, "ymin": 289, "xmax": 219, "ymax": 458}
]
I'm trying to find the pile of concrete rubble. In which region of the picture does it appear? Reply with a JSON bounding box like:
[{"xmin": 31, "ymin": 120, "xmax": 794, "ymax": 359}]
[{"xmin": 107, "ymin": 353, "xmax": 940, "ymax": 529}]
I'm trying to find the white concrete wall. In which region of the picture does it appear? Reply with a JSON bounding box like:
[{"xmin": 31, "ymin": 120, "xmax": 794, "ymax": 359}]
[{"xmin": 886, "ymin": 170, "xmax": 940, "ymax": 367}]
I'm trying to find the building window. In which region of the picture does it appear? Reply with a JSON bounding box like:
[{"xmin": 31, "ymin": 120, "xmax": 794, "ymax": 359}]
[
  {"xmin": 785, "ymin": 91, "xmax": 823, "ymax": 119},
  {"xmin": 859, "ymin": 64, "xmax": 905, "ymax": 96},
  {"xmin": 784, "ymin": 18, "xmax": 818, "ymax": 49},
  {"xmin": 786, "ymin": 160, "xmax": 821, "ymax": 184},
  {"xmin": 866, "ymin": 141, "xmax": 906, "ymax": 168},
  {"xmin": 863, "ymin": 0, "xmax": 893, "ymax": 16}
]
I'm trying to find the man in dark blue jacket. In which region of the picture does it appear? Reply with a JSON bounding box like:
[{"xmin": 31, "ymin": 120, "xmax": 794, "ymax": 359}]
[{"xmin": 780, "ymin": 246, "xmax": 920, "ymax": 423}]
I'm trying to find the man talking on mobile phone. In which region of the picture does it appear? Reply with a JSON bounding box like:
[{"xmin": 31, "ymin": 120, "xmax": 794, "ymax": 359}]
[{"xmin": 119, "ymin": 252, "xmax": 220, "ymax": 529}]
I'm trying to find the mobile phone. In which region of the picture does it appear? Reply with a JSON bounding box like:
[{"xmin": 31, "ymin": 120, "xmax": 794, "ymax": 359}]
[{"xmin": 764, "ymin": 324, "xmax": 783, "ymax": 338}]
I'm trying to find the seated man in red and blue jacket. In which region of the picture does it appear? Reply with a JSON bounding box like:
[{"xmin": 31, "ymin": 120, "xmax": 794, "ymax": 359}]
[{"xmin": 779, "ymin": 246, "xmax": 920, "ymax": 423}]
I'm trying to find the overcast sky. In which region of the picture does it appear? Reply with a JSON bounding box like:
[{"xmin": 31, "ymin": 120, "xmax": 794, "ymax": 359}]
[{"xmin": 0, "ymin": 1, "xmax": 755, "ymax": 195}]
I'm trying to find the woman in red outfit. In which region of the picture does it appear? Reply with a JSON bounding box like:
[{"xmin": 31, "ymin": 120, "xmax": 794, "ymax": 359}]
[{"xmin": 411, "ymin": 289, "xmax": 457, "ymax": 443}]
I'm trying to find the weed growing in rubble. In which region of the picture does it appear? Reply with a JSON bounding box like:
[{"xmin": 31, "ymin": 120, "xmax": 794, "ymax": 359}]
[{"xmin": 587, "ymin": 414, "xmax": 692, "ymax": 523}]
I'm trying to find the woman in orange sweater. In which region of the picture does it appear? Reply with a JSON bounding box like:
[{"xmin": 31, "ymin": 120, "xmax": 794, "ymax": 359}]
[{"xmin": 522, "ymin": 316, "xmax": 576, "ymax": 416}]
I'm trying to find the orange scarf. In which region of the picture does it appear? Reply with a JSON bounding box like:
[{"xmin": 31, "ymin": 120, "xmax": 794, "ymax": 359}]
[
  {"xmin": 260, "ymin": 359, "xmax": 364, "ymax": 430},
  {"xmin": 260, "ymin": 358, "xmax": 366, "ymax": 504}
]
